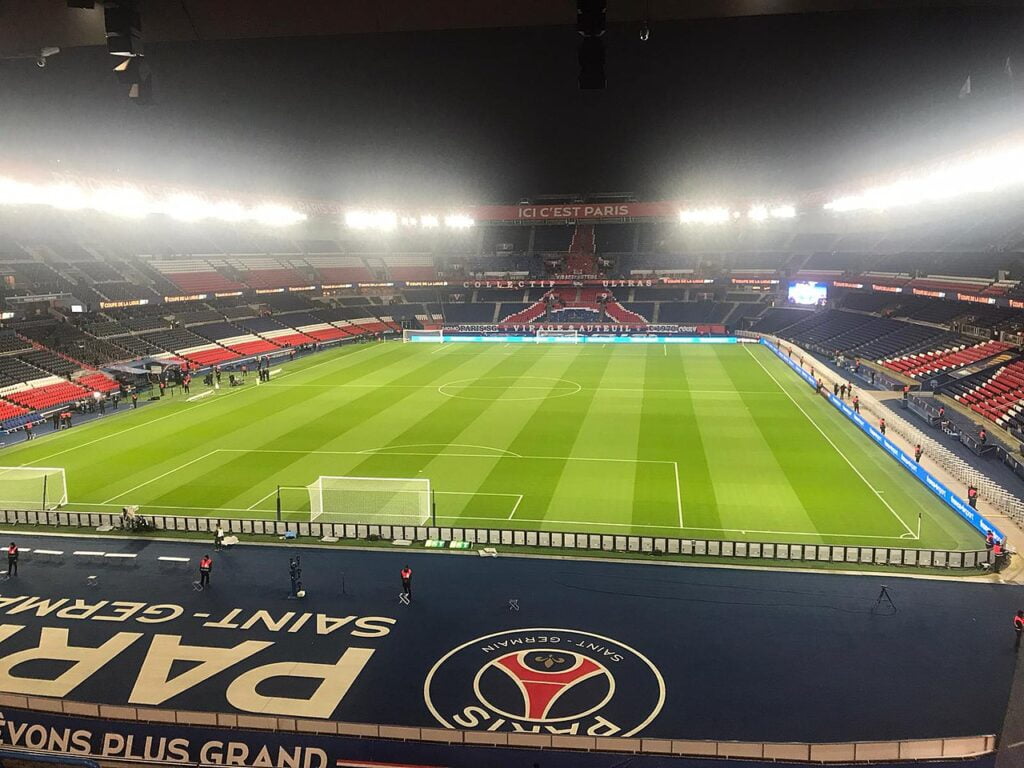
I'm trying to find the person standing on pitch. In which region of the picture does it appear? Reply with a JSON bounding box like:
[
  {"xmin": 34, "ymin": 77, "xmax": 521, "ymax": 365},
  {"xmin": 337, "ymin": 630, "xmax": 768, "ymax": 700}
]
[
  {"xmin": 7, "ymin": 542, "xmax": 18, "ymax": 577},
  {"xmin": 401, "ymin": 565, "xmax": 412, "ymax": 600},
  {"xmin": 1015, "ymin": 610, "xmax": 1024, "ymax": 651},
  {"xmin": 199, "ymin": 554, "xmax": 213, "ymax": 588}
]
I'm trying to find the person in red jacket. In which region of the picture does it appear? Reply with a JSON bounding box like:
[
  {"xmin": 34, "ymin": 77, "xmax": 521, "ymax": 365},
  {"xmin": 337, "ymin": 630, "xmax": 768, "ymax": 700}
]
[
  {"xmin": 879, "ymin": 418, "xmax": 886, "ymax": 436},
  {"xmin": 199, "ymin": 554, "xmax": 213, "ymax": 588},
  {"xmin": 7, "ymin": 542, "xmax": 18, "ymax": 577},
  {"xmin": 1014, "ymin": 610, "xmax": 1024, "ymax": 651},
  {"xmin": 400, "ymin": 565, "xmax": 412, "ymax": 600}
]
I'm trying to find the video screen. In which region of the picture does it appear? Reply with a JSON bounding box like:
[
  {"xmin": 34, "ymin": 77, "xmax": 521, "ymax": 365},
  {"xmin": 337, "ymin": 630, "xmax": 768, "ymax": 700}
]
[{"xmin": 787, "ymin": 281, "xmax": 828, "ymax": 306}]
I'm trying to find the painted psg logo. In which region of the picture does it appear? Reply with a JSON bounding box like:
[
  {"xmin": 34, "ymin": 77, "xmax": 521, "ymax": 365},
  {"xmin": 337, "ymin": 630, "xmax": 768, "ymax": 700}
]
[{"xmin": 424, "ymin": 628, "xmax": 665, "ymax": 736}]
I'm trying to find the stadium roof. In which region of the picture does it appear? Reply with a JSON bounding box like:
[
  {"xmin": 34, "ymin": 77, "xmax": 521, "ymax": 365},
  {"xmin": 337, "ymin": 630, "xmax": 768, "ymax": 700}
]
[{"xmin": 0, "ymin": 0, "xmax": 1020, "ymax": 56}]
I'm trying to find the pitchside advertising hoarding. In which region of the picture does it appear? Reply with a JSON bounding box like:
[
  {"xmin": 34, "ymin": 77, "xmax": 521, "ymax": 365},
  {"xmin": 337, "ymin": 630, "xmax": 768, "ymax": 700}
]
[
  {"xmin": 413, "ymin": 335, "xmax": 738, "ymax": 344},
  {"xmin": 760, "ymin": 339, "xmax": 1004, "ymax": 542}
]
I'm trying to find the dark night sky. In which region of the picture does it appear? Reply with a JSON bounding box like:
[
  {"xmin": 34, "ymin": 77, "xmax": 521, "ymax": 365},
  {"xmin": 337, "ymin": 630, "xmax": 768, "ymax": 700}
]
[{"xmin": 1, "ymin": 6, "xmax": 1022, "ymax": 205}]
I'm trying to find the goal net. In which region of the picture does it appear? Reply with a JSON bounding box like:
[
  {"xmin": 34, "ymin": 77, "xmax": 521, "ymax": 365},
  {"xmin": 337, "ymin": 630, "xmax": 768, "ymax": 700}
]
[
  {"xmin": 307, "ymin": 476, "xmax": 432, "ymax": 525},
  {"xmin": 403, "ymin": 329, "xmax": 443, "ymax": 343},
  {"xmin": 0, "ymin": 467, "xmax": 68, "ymax": 511},
  {"xmin": 535, "ymin": 329, "xmax": 580, "ymax": 343}
]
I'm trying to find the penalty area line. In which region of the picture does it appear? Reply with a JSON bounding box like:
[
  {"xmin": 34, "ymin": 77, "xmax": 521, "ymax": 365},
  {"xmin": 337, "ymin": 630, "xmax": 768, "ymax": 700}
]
[
  {"xmin": 101, "ymin": 450, "xmax": 221, "ymax": 505},
  {"xmin": 246, "ymin": 489, "xmax": 279, "ymax": 511}
]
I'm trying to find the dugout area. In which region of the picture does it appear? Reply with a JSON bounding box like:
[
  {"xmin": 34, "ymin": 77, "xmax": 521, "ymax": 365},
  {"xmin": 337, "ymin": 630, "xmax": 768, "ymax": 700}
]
[{"xmin": 0, "ymin": 532, "xmax": 1013, "ymax": 761}]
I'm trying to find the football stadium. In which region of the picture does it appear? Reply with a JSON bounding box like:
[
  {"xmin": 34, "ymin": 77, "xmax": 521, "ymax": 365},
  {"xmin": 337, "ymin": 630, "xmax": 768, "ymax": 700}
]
[{"xmin": 3, "ymin": 2, "xmax": 1024, "ymax": 768}]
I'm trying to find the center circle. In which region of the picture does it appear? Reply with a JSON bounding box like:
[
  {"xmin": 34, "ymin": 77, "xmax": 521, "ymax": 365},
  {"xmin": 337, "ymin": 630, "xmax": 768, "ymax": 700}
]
[{"xmin": 438, "ymin": 376, "xmax": 582, "ymax": 401}]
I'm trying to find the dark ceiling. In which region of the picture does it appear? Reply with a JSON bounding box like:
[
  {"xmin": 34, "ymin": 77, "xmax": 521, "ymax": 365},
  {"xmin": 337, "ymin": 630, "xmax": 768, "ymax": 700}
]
[{"xmin": 0, "ymin": 0, "xmax": 1019, "ymax": 57}]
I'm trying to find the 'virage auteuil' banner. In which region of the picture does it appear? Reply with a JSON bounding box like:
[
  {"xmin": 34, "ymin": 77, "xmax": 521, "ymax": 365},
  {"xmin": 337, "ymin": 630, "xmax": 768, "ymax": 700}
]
[{"xmin": 760, "ymin": 338, "xmax": 1004, "ymax": 542}]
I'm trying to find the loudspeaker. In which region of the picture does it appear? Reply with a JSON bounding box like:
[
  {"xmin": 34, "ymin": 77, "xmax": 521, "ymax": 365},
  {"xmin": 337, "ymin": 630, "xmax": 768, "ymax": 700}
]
[
  {"xmin": 578, "ymin": 36, "xmax": 605, "ymax": 90},
  {"xmin": 576, "ymin": 0, "xmax": 606, "ymax": 37}
]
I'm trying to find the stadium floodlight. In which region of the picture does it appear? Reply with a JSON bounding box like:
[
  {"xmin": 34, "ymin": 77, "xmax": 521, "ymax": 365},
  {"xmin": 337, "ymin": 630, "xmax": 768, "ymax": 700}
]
[
  {"xmin": 92, "ymin": 185, "xmax": 150, "ymax": 218},
  {"xmin": 250, "ymin": 202, "xmax": 306, "ymax": 227},
  {"xmin": 161, "ymin": 193, "xmax": 208, "ymax": 222},
  {"xmin": 345, "ymin": 210, "xmax": 397, "ymax": 231},
  {"xmin": 749, "ymin": 202, "xmax": 797, "ymax": 221},
  {"xmin": 444, "ymin": 214, "xmax": 474, "ymax": 229},
  {"xmin": 46, "ymin": 183, "xmax": 90, "ymax": 211},
  {"xmin": 420, "ymin": 214, "xmax": 440, "ymax": 228},
  {"xmin": 679, "ymin": 207, "xmax": 731, "ymax": 225},
  {"xmin": 0, "ymin": 177, "xmax": 32, "ymax": 206},
  {"xmin": 208, "ymin": 200, "xmax": 248, "ymax": 223},
  {"xmin": 824, "ymin": 143, "xmax": 1024, "ymax": 213},
  {"xmin": 0, "ymin": 173, "xmax": 307, "ymax": 227}
]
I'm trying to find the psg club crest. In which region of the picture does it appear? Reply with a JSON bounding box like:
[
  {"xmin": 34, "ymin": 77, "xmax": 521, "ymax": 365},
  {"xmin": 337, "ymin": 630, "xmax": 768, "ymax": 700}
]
[{"xmin": 423, "ymin": 628, "xmax": 665, "ymax": 736}]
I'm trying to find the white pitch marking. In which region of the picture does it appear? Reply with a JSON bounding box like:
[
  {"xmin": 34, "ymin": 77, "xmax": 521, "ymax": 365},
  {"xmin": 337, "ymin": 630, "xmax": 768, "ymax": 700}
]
[
  {"xmin": 508, "ymin": 494, "xmax": 524, "ymax": 519},
  {"xmin": 219, "ymin": 448, "xmax": 674, "ymax": 465},
  {"xmin": 262, "ymin": 382, "xmax": 781, "ymax": 395},
  {"xmin": 359, "ymin": 443, "xmax": 524, "ymax": 458},
  {"xmin": 101, "ymin": 450, "xmax": 220, "ymax": 504},
  {"xmin": 674, "ymin": 461, "xmax": 683, "ymax": 527},
  {"xmin": 743, "ymin": 345, "xmax": 918, "ymax": 539},
  {"xmin": 245, "ymin": 489, "xmax": 279, "ymax": 511}
]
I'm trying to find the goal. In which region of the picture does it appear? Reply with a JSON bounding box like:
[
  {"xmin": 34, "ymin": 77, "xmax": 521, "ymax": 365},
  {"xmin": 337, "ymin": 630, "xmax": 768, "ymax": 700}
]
[
  {"xmin": 535, "ymin": 329, "xmax": 580, "ymax": 343},
  {"xmin": 307, "ymin": 475, "xmax": 432, "ymax": 525},
  {"xmin": 403, "ymin": 329, "xmax": 444, "ymax": 343},
  {"xmin": 0, "ymin": 467, "xmax": 68, "ymax": 511}
]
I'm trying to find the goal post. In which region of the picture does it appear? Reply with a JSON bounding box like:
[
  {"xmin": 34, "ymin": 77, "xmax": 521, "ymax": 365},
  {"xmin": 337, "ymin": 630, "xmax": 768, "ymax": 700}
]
[
  {"xmin": 307, "ymin": 475, "xmax": 433, "ymax": 525},
  {"xmin": 403, "ymin": 329, "xmax": 444, "ymax": 343},
  {"xmin": 0, "ymin": 467, "xmax": 68, "ymax": 511},
  {"xmin": 535, "ymin": 329, "xmax": 580, "ymax": 343}
]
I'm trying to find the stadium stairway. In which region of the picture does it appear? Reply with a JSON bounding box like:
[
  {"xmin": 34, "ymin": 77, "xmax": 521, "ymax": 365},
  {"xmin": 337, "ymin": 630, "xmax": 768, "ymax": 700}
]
[{"xmin": 566, "ymin": 223, "xmax": 598, "ymax": 275}]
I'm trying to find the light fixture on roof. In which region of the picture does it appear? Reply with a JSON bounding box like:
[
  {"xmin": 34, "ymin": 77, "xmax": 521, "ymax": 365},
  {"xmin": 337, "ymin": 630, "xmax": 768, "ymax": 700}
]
[
  {"xmin": 679, "ymin": 207, "xmax": 731, "ymax": 225},
  {"xmin": 92, "ymin": 185, "xmax": 149, "ymax": 218},
  {"xmin": 824, "ymin": 144, "xmax": 1024, "ymax": 213},
  {"xmin": 162, "ymin": 193, "xmax": 207, "ymax": 223},
  {"xmin": 345, "ymin": 210, "xmax": 397, "ymax": 231},
  {"xmin": 444, "ymin": 214, "xmax": 474, "ymax": 229}
]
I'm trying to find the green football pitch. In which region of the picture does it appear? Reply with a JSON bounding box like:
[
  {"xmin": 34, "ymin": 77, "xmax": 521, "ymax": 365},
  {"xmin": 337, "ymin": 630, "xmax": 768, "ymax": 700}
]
[{"xmin": 0, "ymin": 340, "xmax": 983, "ymax": 549}]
